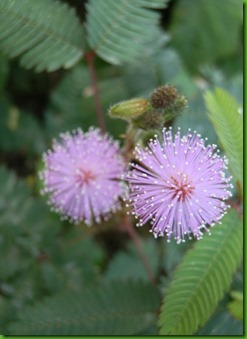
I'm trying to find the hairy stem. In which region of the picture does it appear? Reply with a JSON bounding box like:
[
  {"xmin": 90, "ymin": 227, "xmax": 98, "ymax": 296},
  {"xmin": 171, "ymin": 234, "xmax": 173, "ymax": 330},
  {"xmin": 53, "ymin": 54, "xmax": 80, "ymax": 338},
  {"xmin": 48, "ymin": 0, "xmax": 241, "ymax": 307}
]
[{"xmin": 85, "ymin": 51, "xmax": 106, "ymax": 133}]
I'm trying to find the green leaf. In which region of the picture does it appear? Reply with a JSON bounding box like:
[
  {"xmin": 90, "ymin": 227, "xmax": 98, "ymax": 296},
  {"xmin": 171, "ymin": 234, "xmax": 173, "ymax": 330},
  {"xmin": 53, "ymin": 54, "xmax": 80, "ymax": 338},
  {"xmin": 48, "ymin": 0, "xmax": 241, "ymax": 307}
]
[
  {"xmin": 227, "ymin": 291, "xmax": 243, "ymax": 320},
  {"xmin": 86, "ymin": 0, "xmax": 169, "ymax": 65},
  {"xmin": 0, "ymin": 101, "xmax": 46, "ymax": 155},
  {"xmin": 121, "ymin": 48, "xmax": 197, "ymax": 98},
  {"xmin": 0, "ymin": 166, "xmax": 61, "ymax": 279},
  {"xmin": 204, "ymin": 87, "xmax": 243, "ymax": 195},
  {"xmin": 104, "ymin": 238, "xmax": 159, "ymax": 281},
  {"xmin": 158, "ymin": 210, "xmax": 243, "ymax": 335},
  {"xmin": 0, "ymin": 55, "xmax": 8, "ymax": 90},
  {"xmin": 0, "ymin": 296, "xmax": 13, "ymax": 333},
  {"xmin": 0, "ymin": 0, "xmax": 84, "ymax": 72},
  {"xmin": 47, "ymin": 64, "xmax": 128, "ymax": 139},
  {"xmin": 9, "ymin": 281, "xmax": 160, "ymax": 335},
  {"xmin": 197, "ymin": 295, "xmax": 243, "ymax": 335},
  {"xmin": 173, "ymin": 90, "xmax": 218, "ymax": 145},
  {"xmin": 40, "ymin": 228, "xmax": 105, "ymax": 294},
  {"xmin": 170, "ymin": 0, "xmax": 242, "ymax": 72}
]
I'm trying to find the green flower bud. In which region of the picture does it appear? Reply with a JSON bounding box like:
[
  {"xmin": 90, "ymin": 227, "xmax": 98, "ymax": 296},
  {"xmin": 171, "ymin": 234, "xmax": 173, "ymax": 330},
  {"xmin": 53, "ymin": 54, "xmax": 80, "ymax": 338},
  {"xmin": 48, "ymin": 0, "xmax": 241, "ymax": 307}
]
[
  {"xmin": 163, "ymin": 94, "xmax": 188, "ymax": 123},
  {"xmin": 169, "ymin": 95, "xmax": 188, "ymax": 114},
  {"xmin": 108, "ymin": 98, "xmax": 150, "ymax": 121},
  {"xmin": 133, "ymin": 109, "xmax": 164, "ymax": 130}
]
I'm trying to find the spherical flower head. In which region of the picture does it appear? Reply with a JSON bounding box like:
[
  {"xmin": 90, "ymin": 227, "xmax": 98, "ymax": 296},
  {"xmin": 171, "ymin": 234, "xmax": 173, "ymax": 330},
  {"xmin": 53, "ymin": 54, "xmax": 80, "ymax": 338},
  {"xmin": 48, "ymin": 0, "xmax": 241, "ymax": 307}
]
[
  {"xmin": 126, "ymin": 127, "xmax": 233, "ymax": 243},
  {"xmin": 40, "ymin": 128, "xmax": 125, "ymax": 225}
]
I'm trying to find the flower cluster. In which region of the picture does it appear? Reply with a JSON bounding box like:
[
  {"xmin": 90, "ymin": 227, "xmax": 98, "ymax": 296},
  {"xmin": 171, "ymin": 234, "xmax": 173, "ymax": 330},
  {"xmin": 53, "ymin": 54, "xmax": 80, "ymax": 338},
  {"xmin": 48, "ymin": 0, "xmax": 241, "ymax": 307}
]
[
  {"xmin": 126, "ymin": 128, "xmax": 232, "ymax": 243},
  {"xmin": 40, "ymin": 128, "xmax": 125, "ymax": 225}
]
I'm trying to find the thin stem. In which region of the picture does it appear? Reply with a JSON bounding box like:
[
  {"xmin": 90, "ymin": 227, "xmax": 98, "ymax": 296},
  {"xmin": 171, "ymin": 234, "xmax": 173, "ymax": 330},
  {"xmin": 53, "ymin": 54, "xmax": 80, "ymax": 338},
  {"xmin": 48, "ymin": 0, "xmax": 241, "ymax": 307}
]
[
  {"xmin": 123, "ymin": 214, "xmax": 156, "ymax": 286},
  {"xmin": 85, "ymin": 51, "xmax": 106, "ymax": 133},
  {"xmin": 121, "ymin": 125, "xmax": 156, "ymax": 286}
]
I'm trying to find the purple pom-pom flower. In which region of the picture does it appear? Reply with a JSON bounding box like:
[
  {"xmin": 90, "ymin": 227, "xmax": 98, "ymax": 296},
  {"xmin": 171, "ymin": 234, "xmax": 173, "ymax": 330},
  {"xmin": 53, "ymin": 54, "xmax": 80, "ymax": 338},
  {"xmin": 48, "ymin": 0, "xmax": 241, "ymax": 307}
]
[
  {"xmin": 126, "ymin": 127, "xmax": 233, "ymax": 243},
  {"xmin": 40, "ymin": 128, "xmax": 125, "ymax": 225}
]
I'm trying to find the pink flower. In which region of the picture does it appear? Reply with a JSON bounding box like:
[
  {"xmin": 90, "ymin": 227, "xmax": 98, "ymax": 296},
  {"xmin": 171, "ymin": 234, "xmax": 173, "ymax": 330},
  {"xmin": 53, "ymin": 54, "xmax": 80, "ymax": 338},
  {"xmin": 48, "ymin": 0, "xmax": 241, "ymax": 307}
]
[
  {"xmin": 126, "ymin": 128, "xmax": 232, "ymax": 243},
  {"xmin": 40, "ymin": 128, "xmax": 125, "ymax": 225}
]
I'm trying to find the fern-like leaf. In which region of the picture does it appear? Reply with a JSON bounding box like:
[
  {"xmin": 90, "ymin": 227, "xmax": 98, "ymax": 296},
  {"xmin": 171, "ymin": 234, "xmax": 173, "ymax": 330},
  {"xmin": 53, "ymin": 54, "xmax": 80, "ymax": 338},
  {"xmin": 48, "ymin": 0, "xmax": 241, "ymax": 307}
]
[
  {"xmin": 9, "ymin": 281, "xmax": 160, "ymax": 335},
  {"xmin": 158, "ymin": 210, "xmax": 243, "ymax": 335},
  {"xmin": 86, "ymin": 0, "xmax": 169, "ymax": 65},
  {"xmin": 227, "ymin": 291, "xmax": 243, "ymax": 320},
  {"xmin": 0, "ymin": 0, "xmax": 84, "ymax": 72},
  {"xmin": 204, "ymin": 88, "xmax": 243, "ymax": 196}
]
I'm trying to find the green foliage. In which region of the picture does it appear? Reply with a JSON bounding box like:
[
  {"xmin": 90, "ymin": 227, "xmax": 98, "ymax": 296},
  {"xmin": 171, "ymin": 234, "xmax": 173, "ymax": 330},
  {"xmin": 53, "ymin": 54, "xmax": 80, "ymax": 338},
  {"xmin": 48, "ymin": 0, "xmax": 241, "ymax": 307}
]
[
  {"xmin": 0, "ymin": 166, "xmax": 60, "ymax": 277},
  {"xmin": 86, "ymin": 0, "xmax": 169, "ymax": 65},
  {"xmin": 9, "ymin": 281, "xmax": 160, "ymax": 335},
  {"xmin": 47, "ymin": 64, "xmax": 128, "ymax": 138},
  {"xmin": 204, "ymin": 87, "xmax": 243, "ymax": 195},
  {"xmin": 158, "ymin": 210, "xmax": 243, "ymax": 335},
  {"xmin": 170, "ymin": 0, "xmax": 242, "ymax": 72},
  {"xmin": 0, "ymin": 165, "xmax": 107, "ymax": 333},
  {"xmin": 0, "ymin": 165, "xmax": 61, "ymax": 333},
  {"xmin": 0, "ymin": 54, "xmax": 8, "ymax": 89},
  {"xmin": 197, "ymin": 296, "xmax": 243, "ymax": 335},
  {"xmin": 227, "ymin": 291, "xmax": 243, "ymax": 320},
  {"xmin": 104, "ymin": 239, "xmax": 159, "ymax": 281},
  {"xmin": 0, "ymin": 100, "xmax": 45, "ymax": 154},
  {"xmin": 0, "ymin": 0, "xmax": 243, "ymax": 335},
  {"xmin": 0, "ymin": 0, "xmax": 84, "ymax": 72}
]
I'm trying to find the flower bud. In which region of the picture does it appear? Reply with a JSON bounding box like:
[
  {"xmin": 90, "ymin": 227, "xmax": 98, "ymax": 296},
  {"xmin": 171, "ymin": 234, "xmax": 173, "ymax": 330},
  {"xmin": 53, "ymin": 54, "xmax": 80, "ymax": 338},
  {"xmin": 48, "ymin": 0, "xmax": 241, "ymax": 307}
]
[
  {"xmin": 150, "ymin": 85, "xmax": 177, "ymax": 109},
  {"xmin": 133, "ymin": 109, "xmax": 164, "ymax": 130},
  {"xmin": 169, "ymin": 95, "xmax": 188, "ymax": 113},
  {"xmin": 108, "ymin": 98, "xmax": 150, "ymax": 121}
]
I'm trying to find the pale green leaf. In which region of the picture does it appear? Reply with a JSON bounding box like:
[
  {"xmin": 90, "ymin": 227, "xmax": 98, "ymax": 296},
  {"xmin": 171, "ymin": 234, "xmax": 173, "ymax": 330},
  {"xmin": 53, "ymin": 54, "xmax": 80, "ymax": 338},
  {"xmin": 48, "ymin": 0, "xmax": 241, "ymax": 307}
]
[
  {"xmin": 204, "ymin": 87, "xmax": 243, "ymax": 195},
  {"xmin": 227, "ymin": 291, "xmax": 243, "ymax": 320}
]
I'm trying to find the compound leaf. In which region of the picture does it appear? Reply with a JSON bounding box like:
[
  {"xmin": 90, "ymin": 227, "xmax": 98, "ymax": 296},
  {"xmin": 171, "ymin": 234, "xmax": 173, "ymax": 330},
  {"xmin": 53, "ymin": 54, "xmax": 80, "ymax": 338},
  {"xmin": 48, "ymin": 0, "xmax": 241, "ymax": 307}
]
[
  {"xmin": 86, "ymin": 0, "xmax": 169, "ymax": 65},
  {"xmin": 204, "ymin": 87, "xmax": 243, "ymax": 196},
  {"xmin": 9, "ymin": 281, "xmax": 160, "ymax": 335},
  {"xmin": 158, "ymin": 210, "xmax": 243, "ymax": 335},
  {"xmin": 0, "ymin": 0, "xmax": 84, "ymax": 72}
]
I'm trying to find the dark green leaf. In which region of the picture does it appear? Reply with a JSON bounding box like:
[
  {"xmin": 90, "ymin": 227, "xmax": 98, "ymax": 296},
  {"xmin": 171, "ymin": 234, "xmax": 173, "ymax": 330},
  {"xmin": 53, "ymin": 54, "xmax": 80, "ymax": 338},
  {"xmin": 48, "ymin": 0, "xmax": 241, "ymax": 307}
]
[{"xmin": 9, "ymin": 281, "xmax": 160, "ymax": 335}]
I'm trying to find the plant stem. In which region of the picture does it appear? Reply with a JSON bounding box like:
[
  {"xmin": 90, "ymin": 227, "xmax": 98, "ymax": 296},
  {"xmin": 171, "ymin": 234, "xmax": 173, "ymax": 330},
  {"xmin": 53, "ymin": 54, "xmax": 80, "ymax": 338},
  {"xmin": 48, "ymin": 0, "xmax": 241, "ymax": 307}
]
[
  {"xmin": 122, "ymin": 125, "xmax": 156, "ymax": 286},
  {"xmin": 123, "ymin": 214, "xmax": 156, "ymax": 286},
  {"xmin": 85, "ymin": 51, "xmax": 106, "ymax": 133}
]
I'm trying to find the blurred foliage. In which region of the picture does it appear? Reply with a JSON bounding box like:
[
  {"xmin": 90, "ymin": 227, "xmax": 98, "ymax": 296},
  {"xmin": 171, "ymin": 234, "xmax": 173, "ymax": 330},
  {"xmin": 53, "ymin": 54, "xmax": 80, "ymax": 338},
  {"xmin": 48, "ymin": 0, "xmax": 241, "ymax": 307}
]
[
  {"xmin": 0, "ymin": 0, "xmax": 243, "ymax": 335},
  {"xmin": 170, "ymin": 0, "xmax": 242, "ymax": 73},
  {"xmin": 9, "ymin": 281, "xmax": 160, "ymax": 335},
  {"xmin": 227, "ymin": 291, "xmax": 243, "ymax": 321}
]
